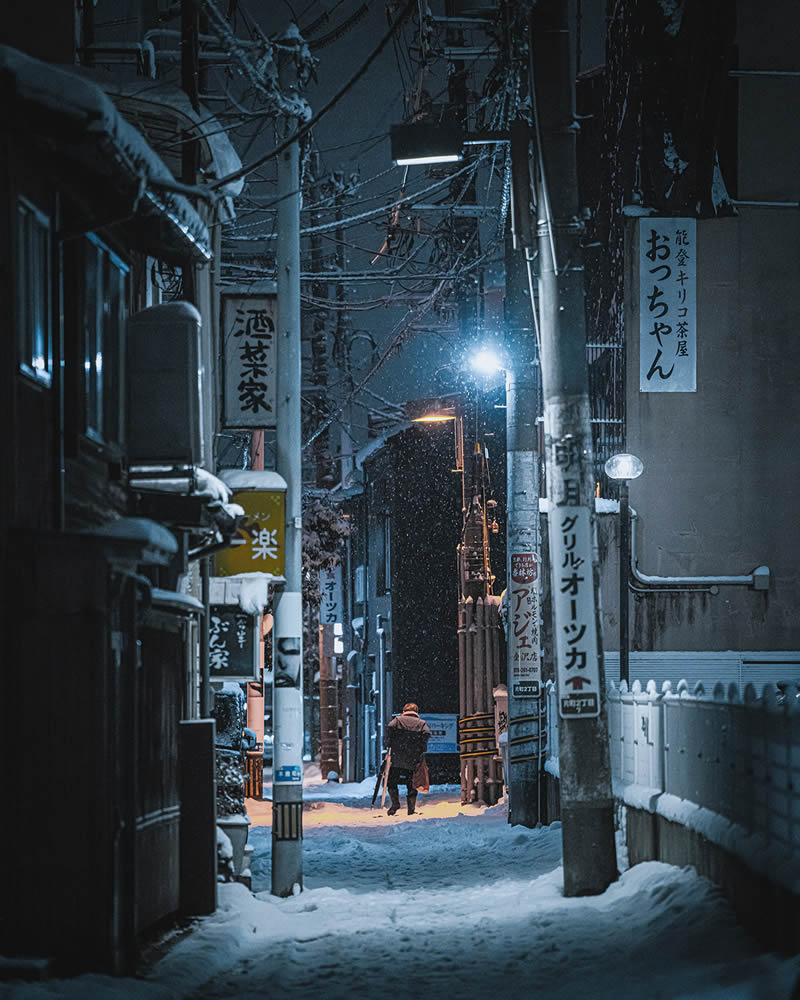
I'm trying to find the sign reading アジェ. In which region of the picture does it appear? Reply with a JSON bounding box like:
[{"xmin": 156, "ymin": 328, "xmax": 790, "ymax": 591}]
[{"xmin": 509, "ymin": 551, "xmax": 541, "ymax": 698}]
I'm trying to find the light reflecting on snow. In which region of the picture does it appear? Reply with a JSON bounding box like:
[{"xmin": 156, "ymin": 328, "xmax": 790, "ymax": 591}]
[{"xmin": 1, "ymin": 768, "xmax": 798, "ymax": 998}]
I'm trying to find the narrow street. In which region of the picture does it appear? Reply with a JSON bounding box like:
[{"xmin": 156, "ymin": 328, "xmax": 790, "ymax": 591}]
[{"xmin": 143, "ymin": 771, "xmax": 798, "ymax": 1000}]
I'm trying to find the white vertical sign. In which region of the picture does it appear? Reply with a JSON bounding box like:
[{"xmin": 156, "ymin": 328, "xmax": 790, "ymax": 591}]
[
  {"xmin": 222, "ymin": 294, "xmax": 278, "ymax": 427},
  {"xmin": 508, "ymin": 552, "xmax": 541, "ymax": 697},
  {"xmin": 639, "ymin": 218, "xmax": 696, "ymax": 392},
  {"xmin": 319, "ymin": 566, "xmax": 343, "ymax": 626},
  {"xmin": 552, "ymin": 507, "xmax": 600, "ymax": 719}
]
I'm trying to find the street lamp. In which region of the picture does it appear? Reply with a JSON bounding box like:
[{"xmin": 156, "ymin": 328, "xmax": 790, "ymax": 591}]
[{"xmin": 603, "ymin": 452, "xmax": 644, "ymax": 686}]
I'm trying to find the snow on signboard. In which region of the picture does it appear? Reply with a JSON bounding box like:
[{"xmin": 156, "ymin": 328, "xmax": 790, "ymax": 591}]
[
  {"xmin": 639, "ymin": 217, "xmax": 696, "ymax": 392},
  {"xmin": 222, "ymin": 294, "xmax": 278, "ymax": 428}
]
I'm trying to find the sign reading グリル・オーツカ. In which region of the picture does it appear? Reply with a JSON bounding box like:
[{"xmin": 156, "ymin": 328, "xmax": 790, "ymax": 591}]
[
  {"xmin": 639, "ymin": 218, "xmax": 696, "ymax": 392},
  {"xmin": 552, "ymin": 507, "xmax": 601, "ymax": 719},
  {"xmin": 509, "ymin": 551, "xmax": 541, "ymax": 698},
  {"xmin": 222, "ymin": 294, "xmax": 278, "ymax": 427},
  {"xmin": 214, "ymin": 489, "xmax": 286, "ymax": 578}
]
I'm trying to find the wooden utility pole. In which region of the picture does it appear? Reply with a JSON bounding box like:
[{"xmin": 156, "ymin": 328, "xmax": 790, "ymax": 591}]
[
  {"xmin": 504, "ymin": 210, "xmax": 544, "ymax": 827},
  {"xmin": 318, "ymin": 624, "xmax": 341, "ymax": 779},
  {"xmin": 531, "ymin": 0, "xmax": 617, "ymax": 895}
]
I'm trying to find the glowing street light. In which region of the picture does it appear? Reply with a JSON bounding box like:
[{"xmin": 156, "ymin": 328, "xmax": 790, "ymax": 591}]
[{"xmin": 470, "ymin": 346, "xmax": 505, "ymax": 377}]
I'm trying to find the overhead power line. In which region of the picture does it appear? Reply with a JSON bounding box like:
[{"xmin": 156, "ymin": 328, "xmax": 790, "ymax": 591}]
[{"xmin": 211, "ymin": 0, "xmax": 416, "ymax": 190}]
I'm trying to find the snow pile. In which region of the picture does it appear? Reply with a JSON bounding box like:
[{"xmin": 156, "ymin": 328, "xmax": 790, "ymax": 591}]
[{"xmin": 1, "ymin": 791, "xmax": 799, "ymax": 998}]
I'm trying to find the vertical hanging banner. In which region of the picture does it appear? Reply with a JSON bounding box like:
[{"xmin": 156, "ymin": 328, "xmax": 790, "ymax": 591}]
[
  {"xmin": 509, "ymin": 552, "xmax": 541, "ymax": 697},
  {"xmin": 222, "ymin": 293, "xmax": 278, "ymax": 427},
  {"xmin": 639, "ymin": 218, "xmax": 696, "ymax": 392},
  {"xmin": 552, "ymin": 507, "xmax": 600, "ymax": 718},
  {"xmin": 319, "ymin": 566, "xmax": 343, "ymax": 626}
]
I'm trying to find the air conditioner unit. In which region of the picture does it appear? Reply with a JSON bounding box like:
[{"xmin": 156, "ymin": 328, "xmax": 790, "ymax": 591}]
[{"xmin": 126, "ymin": 302, "xmax": 204, "ymax": 466}]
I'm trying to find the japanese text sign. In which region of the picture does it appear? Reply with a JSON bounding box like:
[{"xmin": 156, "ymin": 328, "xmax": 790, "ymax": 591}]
[
  {"xmin": 209, "ymin": 606, "xmax": 259, "ymax": 681},
  {"xmin": 214, "ymin": 489, "xmax": 286, "ymax": 577},
  {"xmin": 509, "ymin": 551, "xmax": 541, "ymax": 698},
  {"xmin": 419, "ymin": 714, "xmax": 458, "ymax": 754},
  {"xmin": 552, "ymin": 507, "xmax": 600, "ymax": 718},
  {"xmin": 319, "ymin": 566, "xmax": 343, "ymax": 625},
  {"xmin": 639, "ymin": 218, "xmax": 696, "ymax": 392},
  {"xmin": 222, "ymin": 294, "xmax": 278, "ymax": 427}
]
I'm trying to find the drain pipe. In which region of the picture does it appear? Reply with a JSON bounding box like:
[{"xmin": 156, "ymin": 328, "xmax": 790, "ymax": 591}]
[{"xmin": 629, "ymin": 508, "xmax": 770, "ymax": 591}]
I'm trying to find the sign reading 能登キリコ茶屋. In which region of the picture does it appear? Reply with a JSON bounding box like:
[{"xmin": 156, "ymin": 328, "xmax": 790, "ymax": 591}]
[
  {"xmin": 639, "ymin": 218, "xmax": 696, "ymax": 393},
  {"xmin": 222, "ymin": 294, "xmax": 277, "ymax": 427}
]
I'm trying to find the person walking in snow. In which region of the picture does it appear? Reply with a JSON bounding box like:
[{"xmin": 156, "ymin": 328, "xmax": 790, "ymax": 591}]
[{"xmin": 384, "ymin": 702, "xmax": 431, "ymax": 815}]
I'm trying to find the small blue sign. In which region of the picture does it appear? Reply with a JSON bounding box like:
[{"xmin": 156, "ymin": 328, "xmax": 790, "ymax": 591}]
[
  {"xmin": 420, "ymin": 714, "xmax": 459, "ymax": 754},
  {"xmin": 274, "ymin": 765, "xmax": 303, "ymax": 783}
]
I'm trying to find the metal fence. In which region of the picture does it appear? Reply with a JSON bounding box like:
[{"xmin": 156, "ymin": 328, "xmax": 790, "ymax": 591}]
[{"xmin": 545, "ymin": 678, "xmax": 800, "ymax": 880}]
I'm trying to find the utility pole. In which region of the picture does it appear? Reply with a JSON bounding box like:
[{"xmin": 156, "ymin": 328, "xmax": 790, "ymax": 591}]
[
  {"xmin": 531, "ymin": 0, "xmax": 617, "ymax": 895},
  {"xmin": 504, "ymin": 191, "xmax": 543, "ymax": 827},
  {"xmin": 272, "ymin": 135, "xmax": 305, "ymax": 897}
]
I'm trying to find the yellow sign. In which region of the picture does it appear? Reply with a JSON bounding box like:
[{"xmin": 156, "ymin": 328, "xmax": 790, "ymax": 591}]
[{"xmin": 215, "ymin": 489, "xmax": 286, "ymax": 577}]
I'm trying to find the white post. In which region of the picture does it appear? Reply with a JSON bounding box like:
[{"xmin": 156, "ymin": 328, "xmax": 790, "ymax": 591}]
[{"xmin": 272, "ymin": 137, "xmax": 304, "ymax": 897}]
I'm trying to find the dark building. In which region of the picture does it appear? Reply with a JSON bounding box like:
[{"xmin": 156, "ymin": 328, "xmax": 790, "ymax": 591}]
[{"xmin": 0, "ymin": 15, "xmax": 241, "ymax": 973}]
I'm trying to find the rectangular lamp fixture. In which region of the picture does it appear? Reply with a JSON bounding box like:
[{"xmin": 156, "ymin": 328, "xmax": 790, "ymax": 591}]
[{"xmin": 390, "ymin": 123, "xmax": 464, "ymax": 167}]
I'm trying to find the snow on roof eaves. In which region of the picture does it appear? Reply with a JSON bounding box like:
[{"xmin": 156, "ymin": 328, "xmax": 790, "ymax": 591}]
[
  {"xmin": 85, "ymin": 517, "xmax": 178, "ymax": 554},
  {"xmin": 0, "ymin": 45, "xmax": 210, "ymax": 260},
  {"xmin": 220, "ymin": 469, "xmax": 287, "ymax": 492},
  {"xmin": 151, "ymin": 588, "xmax": 205, "ymax": 613},
  {"xmin": 105, "ymin": 80, "xmax": 244, "ymax": 200}
]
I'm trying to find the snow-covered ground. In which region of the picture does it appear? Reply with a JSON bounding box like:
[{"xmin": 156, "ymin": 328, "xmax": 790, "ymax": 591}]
[{"xmin": 2, "ymin": 767, "xmax": 799, "ymax": 999}]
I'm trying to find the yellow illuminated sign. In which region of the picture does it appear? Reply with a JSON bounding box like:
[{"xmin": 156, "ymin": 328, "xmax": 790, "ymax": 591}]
[{"xmin": 215, "ymin": 489, "xmax": 286, "ymax": 577}]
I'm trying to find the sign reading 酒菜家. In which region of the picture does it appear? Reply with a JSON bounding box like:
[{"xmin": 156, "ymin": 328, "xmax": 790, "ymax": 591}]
[
  {"xmin": 214, "ymin": 489, "xmax": 286, "ymax": 578},
  {"xmin": 222, "ymin": 294, "xmax": 278, "ymax": 427},
  {"xmin": 639, "ymin": 218, "xmax": 696, "ymax": 392},
  {"xmin": 552, "ymin": 507, "xmax": 600, "ymax": 719},
  {"xmin": 509, "ymin": 551, "xmax": 541, "ymax": 698}
]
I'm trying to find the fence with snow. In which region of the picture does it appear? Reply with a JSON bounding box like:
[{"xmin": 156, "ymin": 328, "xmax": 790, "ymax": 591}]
[{"xmin": 543, "ymin": 677, "xmax": 800, "ymax": 949}]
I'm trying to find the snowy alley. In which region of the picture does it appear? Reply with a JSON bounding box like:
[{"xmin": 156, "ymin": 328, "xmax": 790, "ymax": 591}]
[{"xmin": 3, "ymin": 768, "xmax": 800, "ymax": 1000}]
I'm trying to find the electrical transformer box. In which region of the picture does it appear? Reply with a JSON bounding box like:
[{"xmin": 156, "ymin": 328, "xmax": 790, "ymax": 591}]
[{"xmin": 126, "ymin": 302, "xmax": 204, "ymax": 466}]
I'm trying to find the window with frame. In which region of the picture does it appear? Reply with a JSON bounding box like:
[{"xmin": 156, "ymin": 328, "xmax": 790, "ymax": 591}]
[
  {"xmin": 81, "ymin": 234, "xmax": 129, "ymax": 446},
  {"xmin": 16, "ymin": 197, "xmax": 52, "ymax": 386}
]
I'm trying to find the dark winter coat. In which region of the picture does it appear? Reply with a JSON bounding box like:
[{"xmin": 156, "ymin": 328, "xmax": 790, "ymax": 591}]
[{"xmin": 385, "ymin": 711, "xmax": 431, "ymax": 770}]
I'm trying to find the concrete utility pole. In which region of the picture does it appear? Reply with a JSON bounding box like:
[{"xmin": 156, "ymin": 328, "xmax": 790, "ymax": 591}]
[
  {"xmin": 504, "ymin": 215, "xmax": 543, "ymax": 828},
  {"xmin": 531, "ymin": 1, "xmax": 617, "ymax": 895},
  {"xmin": 272, "ymin": 136, "xmax": 305, "ymax": 897}
]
